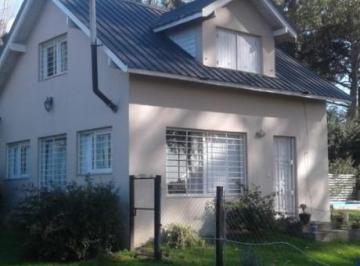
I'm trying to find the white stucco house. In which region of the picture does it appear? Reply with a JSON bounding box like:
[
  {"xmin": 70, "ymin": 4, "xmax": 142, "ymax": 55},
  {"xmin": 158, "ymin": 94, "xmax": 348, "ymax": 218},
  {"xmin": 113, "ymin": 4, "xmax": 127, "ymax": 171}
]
[{"xmin": 0, "ymin": 0, "xmax": 349, "ymax": 246}]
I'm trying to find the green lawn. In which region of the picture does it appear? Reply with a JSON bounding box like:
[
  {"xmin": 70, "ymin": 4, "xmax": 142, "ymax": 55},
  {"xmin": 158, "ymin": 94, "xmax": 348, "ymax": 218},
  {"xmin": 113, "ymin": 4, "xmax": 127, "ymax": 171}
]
[{"xmin": 0, "ymin": 232, "xmax": 359, "ymax": 266}]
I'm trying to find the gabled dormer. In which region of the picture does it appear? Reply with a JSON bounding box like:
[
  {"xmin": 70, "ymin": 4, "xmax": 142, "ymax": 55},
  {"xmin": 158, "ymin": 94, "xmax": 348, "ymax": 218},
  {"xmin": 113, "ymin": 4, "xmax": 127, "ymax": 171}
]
[{"xmin": 154, "ymin": 0, "xmax": 297, "ymax": 77}]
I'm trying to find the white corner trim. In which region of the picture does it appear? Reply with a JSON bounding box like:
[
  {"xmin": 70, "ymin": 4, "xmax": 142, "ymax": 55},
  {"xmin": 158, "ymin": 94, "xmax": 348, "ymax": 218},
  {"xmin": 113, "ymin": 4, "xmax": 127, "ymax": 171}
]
[
  {"xmin": 273, "ymin": 28, "xmax": 289, "ymax": 37},
  {"xmin": 263, "ymin": 0, "xmax": 297, "ymax": 38},
  {"xmin": 128, "ymin": 68, "xmax": 349, "ymax": 103},
  {"xmin": 52, "ymin": 0, "xmax": 128, "ymax": 72},
  {"xmin": 9, "ymin": 43, "xmax": 27, "ymax": 53},
  {"xmin": 0, "ymin": 0, "xmax": 32, "ymax": 68},
  {"xmin": 202, "ymin": 0, "xmax": 232, "ymax": 16},
  {"xmin": 153, "ymin": 12, "xmax": 203, "ymax": 32}
]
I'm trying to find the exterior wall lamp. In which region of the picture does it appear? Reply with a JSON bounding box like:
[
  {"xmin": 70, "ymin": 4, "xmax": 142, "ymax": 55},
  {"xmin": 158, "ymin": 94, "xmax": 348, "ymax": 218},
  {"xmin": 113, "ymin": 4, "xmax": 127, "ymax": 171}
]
[
  {"xmin": 44, "ymin": 97, "xmax": 54, "ymax": 112},
  {"xmin": 255, "ymin": 129, "xmax": 266, "ymax": 138}
]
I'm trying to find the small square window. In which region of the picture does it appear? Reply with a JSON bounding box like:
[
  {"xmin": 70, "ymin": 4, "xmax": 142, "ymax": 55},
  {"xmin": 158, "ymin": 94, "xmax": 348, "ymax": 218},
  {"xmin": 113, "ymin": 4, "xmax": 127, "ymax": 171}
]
[
  {"xmin": 78, "ymin": 128, "xmax": 112, "ymax": 175},
  {"xmin": 7, "ymin": 141, "xmax": 30, "ymax": 179},
  {"xmin": 40, "ymin": 35, "xmax": 68, "ymax": 80}
]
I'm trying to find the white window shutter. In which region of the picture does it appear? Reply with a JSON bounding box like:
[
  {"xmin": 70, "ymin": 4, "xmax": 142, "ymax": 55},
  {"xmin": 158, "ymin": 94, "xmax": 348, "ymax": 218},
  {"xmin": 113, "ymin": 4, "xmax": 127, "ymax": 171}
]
[{"xmin": 216, "ymin": 30, "xmax": 236, "ymax": 70}]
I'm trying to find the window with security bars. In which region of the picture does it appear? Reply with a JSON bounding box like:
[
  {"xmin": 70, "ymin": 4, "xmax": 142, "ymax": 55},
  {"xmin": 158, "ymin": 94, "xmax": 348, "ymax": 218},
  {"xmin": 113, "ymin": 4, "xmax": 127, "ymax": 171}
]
[
  {"xmin": 40, "ymin": 136, "xmax": 67, "ymax": 190},
  {"xmin": 40, "ymin": 35, "xmax": 68, "ymax": 80},
  {"xmin": 79, "ymin": 129, "xmax": 112, "ymax": 175},
  {"xmin": 166, "ymin": 129, "xmax": 246, "ymax": 195},
  {"xmin": 7, "ymin": 141, "xmax": 30, "ymax": 179}
]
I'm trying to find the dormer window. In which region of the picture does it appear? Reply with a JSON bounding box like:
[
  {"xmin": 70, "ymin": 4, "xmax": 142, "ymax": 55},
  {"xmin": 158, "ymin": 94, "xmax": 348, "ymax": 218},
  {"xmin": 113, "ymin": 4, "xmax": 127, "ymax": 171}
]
[
  {"xmin": 216, "ymin": 29, "xmax": 262, "ymax": 74},
  {"xmin": 40, "ymin": 35, "xmax": 68, "ymax": 80}
]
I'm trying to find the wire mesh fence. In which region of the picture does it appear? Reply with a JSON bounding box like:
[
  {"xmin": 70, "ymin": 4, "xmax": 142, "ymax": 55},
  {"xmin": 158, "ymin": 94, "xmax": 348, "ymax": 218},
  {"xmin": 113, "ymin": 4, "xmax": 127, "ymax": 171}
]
[{"xmin": 158, "ymin": 185, "xmax": 345, "ymax": 266}]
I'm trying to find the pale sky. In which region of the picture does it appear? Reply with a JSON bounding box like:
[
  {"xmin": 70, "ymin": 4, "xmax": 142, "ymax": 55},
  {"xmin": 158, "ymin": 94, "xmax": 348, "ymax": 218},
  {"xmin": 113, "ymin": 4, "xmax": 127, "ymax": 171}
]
[{"xmin": 7, "ymin": 0, "xmax": 24, "ymax": 31}]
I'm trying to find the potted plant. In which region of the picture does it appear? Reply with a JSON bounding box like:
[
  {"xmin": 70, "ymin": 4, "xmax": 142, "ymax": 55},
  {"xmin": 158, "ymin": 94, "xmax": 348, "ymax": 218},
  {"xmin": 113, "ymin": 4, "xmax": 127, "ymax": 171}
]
[{"xmin": 299, "ymin": 204, "xmax": 311, "ymax": 225}]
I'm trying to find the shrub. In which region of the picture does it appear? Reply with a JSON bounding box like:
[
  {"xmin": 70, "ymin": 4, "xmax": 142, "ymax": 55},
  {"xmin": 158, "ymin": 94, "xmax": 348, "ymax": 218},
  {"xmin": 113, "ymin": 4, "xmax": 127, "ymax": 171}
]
[
  {"xmin": 275, "ymin": 217, "xmax": 303, "ymax": 237},
  {"xmin": 162, "ymin": 224, "xmax": 204, "ymax": 249},
  {"xmin": 351, "ymin": 220, "xmax": 360, "ymax": 230},
  {"xmin": 329, "ymin": 157, "xmax": 358, "ymax": 175},
  {"xmin": 13, "ymin": 180, "xmax": 123, "ymax": 261},
  {"xmin": 331, "ymin": 211, "xmax": 347, "ymax": 229},
  {"xmin": 225, "ymin": 186, "xmax": 276, "ymax": 234}
]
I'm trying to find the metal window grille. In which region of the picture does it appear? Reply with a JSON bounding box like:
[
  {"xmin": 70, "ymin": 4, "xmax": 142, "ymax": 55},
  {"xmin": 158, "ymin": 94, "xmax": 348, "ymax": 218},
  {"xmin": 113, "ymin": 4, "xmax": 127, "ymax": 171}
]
[
  {"xmin": 7, "ymin": 141, "xmax": 30, "ymax": 179},
  {"xmin": 39, "ymin": 136, "xmax": 67, "ymax": 190},
  {"xmin": 40, "ymin": 35, "xmax": 68, "ymax": 80},
  {"xmin": 79, "ymin": 129, "xmax": 112, "ymax": 175},
  {"xmin": 166, "ymin": 128, "xmax": 246, "ymax": 195}
]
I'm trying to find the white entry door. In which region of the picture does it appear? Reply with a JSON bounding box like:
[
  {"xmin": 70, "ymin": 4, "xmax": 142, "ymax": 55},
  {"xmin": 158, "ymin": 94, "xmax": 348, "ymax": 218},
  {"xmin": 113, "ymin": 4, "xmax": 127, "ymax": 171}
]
[{"xmin": 274, "ymin": 137, "xmax": 296, "ymax": 216}]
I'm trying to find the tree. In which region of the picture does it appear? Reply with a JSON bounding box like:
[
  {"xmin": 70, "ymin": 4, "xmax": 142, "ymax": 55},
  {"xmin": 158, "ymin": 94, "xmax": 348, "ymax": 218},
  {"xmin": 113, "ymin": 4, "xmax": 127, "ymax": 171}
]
[
  {"xmin": 140, "ymin": 0, "xmax": 184, "ymax": 9},
  {"xmin": 0, "ymin": 0, "xmax": 10, "ymax": 37},
  {"xmin": 277, "ymin": 0, "xmax": 360, "ymax": 118}
]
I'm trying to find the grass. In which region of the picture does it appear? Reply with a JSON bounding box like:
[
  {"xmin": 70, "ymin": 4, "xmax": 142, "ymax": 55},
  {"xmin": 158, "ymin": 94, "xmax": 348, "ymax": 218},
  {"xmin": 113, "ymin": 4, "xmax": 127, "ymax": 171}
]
[{"xmin": 0, "ymin": 232, "xmax": 359, "ymax": 266}]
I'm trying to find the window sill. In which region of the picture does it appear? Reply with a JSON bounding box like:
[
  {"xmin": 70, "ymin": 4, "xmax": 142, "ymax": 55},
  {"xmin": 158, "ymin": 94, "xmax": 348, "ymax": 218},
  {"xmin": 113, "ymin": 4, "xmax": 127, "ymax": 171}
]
[
  {"xmin": 166, "ymin": 193, "xmax": 240, "ymax": 199},
  {"xmin": 77, "ymin": 171, "xmax": 113, "ymax": 177},
  {"xmin": 40, "ymin": 71, "xmax": 67, "ymax": 82},
  {"xmin": 3, "ymin": 176, "xmax": 31, "ymax": 181}
]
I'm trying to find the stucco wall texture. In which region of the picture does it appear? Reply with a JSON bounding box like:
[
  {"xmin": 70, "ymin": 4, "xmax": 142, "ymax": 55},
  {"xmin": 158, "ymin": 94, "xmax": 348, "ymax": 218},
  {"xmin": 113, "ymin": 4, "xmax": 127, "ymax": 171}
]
[{"xmin": 0, "ymin": 0, "xmax": 330, "ymax": 248}]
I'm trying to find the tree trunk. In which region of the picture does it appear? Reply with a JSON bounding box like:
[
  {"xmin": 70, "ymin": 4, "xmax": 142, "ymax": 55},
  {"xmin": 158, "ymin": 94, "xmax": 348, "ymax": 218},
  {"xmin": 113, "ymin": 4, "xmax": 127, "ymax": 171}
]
[{"xmin": 348, "ymin": 45, "xmax": 360, "ymax": 119}]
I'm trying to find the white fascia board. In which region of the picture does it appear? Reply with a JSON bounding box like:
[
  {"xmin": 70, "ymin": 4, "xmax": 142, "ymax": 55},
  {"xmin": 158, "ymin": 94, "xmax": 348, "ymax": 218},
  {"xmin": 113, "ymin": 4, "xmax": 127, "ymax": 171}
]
[
  {"xmin": 129, "ymin": 68, "xmax": 350, "ymax": 103},
  {"xmin": 52, "ymin": 0, "xmax": 128, "ymax": 72},
  {"xmin": 263, "ymin": 0, "xmax": 297, "ymax": 39},
  {"xmin": 153, "ymin": 12, "xmax": 203, "ymax": 33},
  {"xmin": 153, "ymin": 0, "xmax": 232, "ymax": 33},
  {"xmin": 202, "ymin": 0, "xmax": 232, "ymax": 16},
  {"xmin": 0, "ymin": 0, "xmax": 32, "ymax": 68},
  {"xmin": 9, "ymin": 43, "xmax": 27, "ymax": 53},
  {"xmin": 273, "ymin": 28, "xmax": 289, "ymax": 37}
]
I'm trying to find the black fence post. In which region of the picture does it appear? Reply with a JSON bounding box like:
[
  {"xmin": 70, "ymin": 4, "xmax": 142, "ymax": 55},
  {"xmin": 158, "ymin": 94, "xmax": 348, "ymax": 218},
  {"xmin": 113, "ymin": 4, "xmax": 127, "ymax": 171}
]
[
  {"xmin": 216, "ymin": 186, "xmax": 224, "ymax": 266},
  {"xmin": 129, "ymin": 175, "xmax": 135, "ymax": 251},
  {"xmin": 154, "ymin": 175, "xmax": 162, "ymax": 260}
]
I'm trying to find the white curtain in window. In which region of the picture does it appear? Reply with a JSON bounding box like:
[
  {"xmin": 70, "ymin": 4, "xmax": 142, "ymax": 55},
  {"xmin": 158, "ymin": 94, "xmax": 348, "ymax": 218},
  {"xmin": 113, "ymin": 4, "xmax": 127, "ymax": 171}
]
[
  {"xmin": 80, "ymin": 133, "xmax": 93, "ymax": 174},
  {"xmin": 237, "ymin": 34, "xmax": 261, "ymax": 73},
  {"xmin": 217, "ymin": 30, "xmax": 237, "ymax": 69}
]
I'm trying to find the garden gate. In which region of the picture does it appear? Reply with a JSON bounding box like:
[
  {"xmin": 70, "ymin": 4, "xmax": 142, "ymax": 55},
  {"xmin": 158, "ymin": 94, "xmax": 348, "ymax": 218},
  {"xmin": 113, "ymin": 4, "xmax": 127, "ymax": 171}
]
[{"xmin": 129, "ymin": 175, "xmax": 161, "ymax": 259}]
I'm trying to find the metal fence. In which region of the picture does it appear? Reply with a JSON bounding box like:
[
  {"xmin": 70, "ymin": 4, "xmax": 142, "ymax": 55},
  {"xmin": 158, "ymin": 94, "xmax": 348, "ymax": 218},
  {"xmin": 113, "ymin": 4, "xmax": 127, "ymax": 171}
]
[{"xmin": 159, "ymin": 186, "xmax": 337, "ymax": 266}]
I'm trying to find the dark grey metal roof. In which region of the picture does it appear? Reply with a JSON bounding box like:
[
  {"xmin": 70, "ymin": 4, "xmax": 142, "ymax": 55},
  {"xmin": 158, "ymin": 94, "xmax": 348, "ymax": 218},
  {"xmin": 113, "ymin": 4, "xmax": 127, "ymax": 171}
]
[{"xmin": 58, "ymin": 0, "xmax": 349, "ymax": 101}]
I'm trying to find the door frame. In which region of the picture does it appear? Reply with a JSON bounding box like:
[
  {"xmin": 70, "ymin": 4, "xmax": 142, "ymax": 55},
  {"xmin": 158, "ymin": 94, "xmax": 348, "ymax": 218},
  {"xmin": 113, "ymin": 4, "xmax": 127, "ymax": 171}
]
[{"xmin": 273, "ymin": 136, "xmax": 298, "ymax": 217}]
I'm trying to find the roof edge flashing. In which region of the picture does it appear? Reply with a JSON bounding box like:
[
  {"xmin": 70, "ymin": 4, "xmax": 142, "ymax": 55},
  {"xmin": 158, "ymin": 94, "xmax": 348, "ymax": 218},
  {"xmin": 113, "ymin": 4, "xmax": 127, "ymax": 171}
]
[{"xmin": 128, "ymin": 68, "xmax": 350, "ymax": 103}]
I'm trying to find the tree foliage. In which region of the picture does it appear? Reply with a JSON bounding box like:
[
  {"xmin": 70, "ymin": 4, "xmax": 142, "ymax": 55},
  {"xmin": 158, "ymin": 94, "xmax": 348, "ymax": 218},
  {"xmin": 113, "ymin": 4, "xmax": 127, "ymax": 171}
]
[
  {"xmin": 328, "ymin": 108, "xmax": 360, "ymax": 171},
  {"xmin": 277, "ymin": 0, "xmax": 360, "ymax": 118}
]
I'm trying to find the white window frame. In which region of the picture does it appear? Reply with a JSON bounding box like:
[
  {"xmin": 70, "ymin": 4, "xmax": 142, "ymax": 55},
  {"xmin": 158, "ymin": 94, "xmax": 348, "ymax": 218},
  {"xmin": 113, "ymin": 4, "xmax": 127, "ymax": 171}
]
[
  {"xmin": 216, "ymin": 28, "xmax": 262, "ymax": 74},
  {"xmin": 39, "ymin": 135, "xmax": 67, "ymax": 190},
  {"xmin": 39, "ymin": 34, "xmax": 68, "ymax": 80},
  {"xmin": 78, "ymin": 128, "xmax": 112, "ymax": 176},
  {"xmin": 166, "ymin": 128, "xmax": 247, "ymax": 197},
  {"xmin": 6, "ymin": 141, "xmax": 31, "ymax": 180}
]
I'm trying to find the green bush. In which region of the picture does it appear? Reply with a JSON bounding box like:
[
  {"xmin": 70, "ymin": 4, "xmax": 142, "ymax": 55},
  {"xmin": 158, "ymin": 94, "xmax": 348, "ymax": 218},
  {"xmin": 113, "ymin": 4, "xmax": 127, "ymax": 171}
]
[
  {"xmin": 331, "ymin": 211, "xmax": 347, "ymax": 229},
  {"xmin": 13, "ymin": 180, "xmax": 123, "ymax": 261},
  {"xmin": 225, "ymin": 186, "xmax": 276, "ymax": 234},
  {"xmin": 275, "ymin": 217, "xmax": 303, "ymax": 237},
  {"xmin": 162, "ymin": 224, "xmax": 204, "ymax": 249},
  {"xmin": 329, "ymin": 157, "xmax": 358, "ymax": 175}
]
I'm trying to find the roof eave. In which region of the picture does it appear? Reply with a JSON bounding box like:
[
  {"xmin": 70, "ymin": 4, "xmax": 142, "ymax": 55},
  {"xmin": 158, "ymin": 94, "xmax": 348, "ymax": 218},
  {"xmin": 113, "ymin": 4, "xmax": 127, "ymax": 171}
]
[
  {"xmin": 153, "ymin": 0, "xmax": 297, "ymax": 39},
  {"xmin": 128, "ymin": 68, "xmax": 350, "ymax": 103}
]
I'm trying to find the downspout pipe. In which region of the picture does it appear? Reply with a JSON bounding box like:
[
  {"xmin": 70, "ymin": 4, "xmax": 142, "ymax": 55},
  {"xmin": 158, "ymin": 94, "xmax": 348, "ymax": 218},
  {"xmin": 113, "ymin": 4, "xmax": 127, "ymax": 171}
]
[{"xmin": 90, "ymin": 0, "xmax": 118, "ymax": 113}]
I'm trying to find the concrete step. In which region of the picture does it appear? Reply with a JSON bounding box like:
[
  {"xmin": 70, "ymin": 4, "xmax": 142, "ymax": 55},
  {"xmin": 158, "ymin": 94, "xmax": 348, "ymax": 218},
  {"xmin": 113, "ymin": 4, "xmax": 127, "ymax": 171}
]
[{"xmin": 316, "ymin": 222, "xmax": 332, "ymax": 231}]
